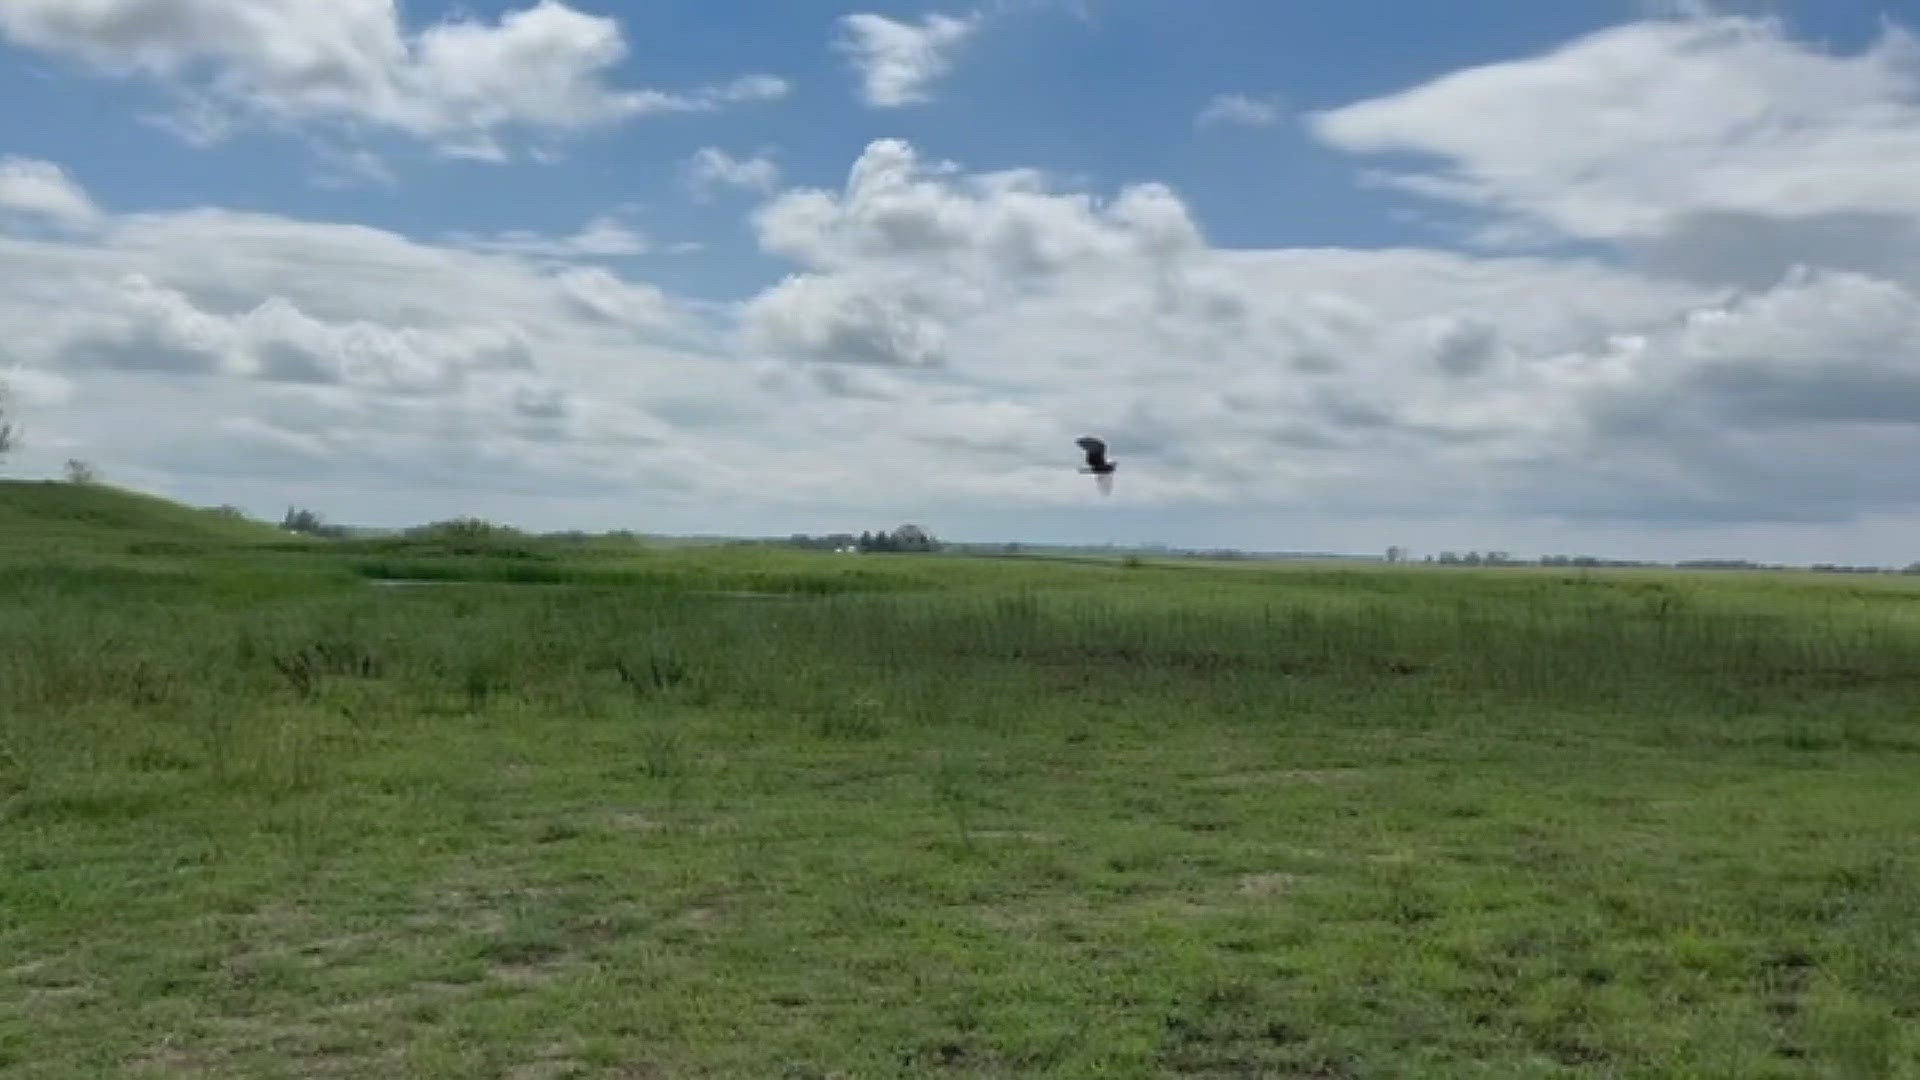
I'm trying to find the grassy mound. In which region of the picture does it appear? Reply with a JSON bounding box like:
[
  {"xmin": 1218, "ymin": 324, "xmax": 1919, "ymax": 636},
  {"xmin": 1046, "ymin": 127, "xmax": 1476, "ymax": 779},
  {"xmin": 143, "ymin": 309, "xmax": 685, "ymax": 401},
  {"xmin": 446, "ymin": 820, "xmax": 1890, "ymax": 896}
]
[{"xmin": 0, "ymin": 480, "xmax": 284, "ymax": 556}]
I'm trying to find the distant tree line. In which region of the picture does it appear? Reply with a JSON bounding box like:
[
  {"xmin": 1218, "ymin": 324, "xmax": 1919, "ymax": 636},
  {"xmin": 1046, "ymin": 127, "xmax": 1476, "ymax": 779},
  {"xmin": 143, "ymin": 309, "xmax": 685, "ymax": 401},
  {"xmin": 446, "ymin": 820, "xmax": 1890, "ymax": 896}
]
[
  {"xmin": 786, "ymin": 532, "xmax": 860, "ymax": 551},
  {"xmin": 1429, "ymin": 552, "xmax": 1906, "ymax": 573},
  {"xmin": 403, "ymin": 517, "xmax": 525, "ymax": 543},
  {"xmin": 857, "ymin": 526, "xmax": 935, "ymax": 553},
  {"xmin": 1430, "ymin": 551, "xmax": 1521, "ymax": 566},
  {"xmin": 1537, "ymin": 554, "xmax": 1660, "ymax": 568},
  {"xmin": 785, "ymin": 524, "xmax": 939, "ymax": 553}
]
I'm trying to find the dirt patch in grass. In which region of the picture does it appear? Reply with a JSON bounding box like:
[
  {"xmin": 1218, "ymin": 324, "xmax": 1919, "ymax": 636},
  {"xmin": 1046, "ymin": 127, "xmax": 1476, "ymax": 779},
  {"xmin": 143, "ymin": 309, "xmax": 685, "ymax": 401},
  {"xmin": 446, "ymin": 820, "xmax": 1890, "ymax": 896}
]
[
  {"xmin": 1238, "ymin": 872, "xmax": 1304, "ymax": 897},
  {"xmin": 505, "ymin": 1048, "xmax": 592, "ymax": 1080},
  {"xmin": 132, "ymin": 1014, "xmax": 401, "ymax": 1080},
  {"xmin": 487, "ymin": 959, "xmax": 571, "ymax": 988},
  {"xmin": 603, "ymin": 811, "xmax": 663, "ymax": 832}
]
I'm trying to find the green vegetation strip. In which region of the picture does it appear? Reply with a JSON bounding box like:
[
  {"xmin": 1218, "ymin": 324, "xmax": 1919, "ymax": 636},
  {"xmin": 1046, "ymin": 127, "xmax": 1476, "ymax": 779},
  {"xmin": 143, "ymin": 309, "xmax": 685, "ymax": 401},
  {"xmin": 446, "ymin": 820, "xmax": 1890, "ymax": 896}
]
[{"xmin": 1, "ymin": 486, "xmax": 1918, "ymax": 1076}]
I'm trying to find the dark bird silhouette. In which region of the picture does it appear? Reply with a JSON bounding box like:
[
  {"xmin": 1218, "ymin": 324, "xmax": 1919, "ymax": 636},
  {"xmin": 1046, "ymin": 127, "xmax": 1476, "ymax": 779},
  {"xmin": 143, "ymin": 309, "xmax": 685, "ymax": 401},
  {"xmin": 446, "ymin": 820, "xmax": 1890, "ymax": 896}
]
[{"xmin": 1076, "ymin": 436, "xmax": 1116, "ymax": 496}]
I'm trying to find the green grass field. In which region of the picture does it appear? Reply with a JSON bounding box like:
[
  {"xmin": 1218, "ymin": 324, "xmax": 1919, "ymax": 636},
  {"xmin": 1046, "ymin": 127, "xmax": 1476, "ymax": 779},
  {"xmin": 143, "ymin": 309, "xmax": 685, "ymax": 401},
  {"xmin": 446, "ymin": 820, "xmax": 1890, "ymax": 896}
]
[{"xmin": 3, "ymin": 482, "xmax": 1918, "ymax": 1077}]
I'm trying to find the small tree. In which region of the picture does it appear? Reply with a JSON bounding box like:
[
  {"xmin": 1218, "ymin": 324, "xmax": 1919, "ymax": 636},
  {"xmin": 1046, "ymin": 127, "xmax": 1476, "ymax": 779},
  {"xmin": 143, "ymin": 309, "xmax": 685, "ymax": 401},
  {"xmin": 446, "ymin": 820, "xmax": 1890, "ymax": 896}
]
[
  {"xmin": 282, "ymin": 505, "xmax": 327, "ymax": 534},
  {"xmin": 63, "ymin": 459, "xmax": 97, "ymax": 484},
  {"xmin": 893, "ymin": 524, "xmax": 936, "ymax": 552},
  {"xmin": 0, "ymin": 380, "xmax": 15, "ymax": 462}
]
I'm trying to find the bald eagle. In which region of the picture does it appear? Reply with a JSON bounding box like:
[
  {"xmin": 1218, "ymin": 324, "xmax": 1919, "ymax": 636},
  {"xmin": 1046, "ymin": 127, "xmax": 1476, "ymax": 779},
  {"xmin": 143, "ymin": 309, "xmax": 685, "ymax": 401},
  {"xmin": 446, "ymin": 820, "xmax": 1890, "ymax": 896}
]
[{"xmin": 1076, "ymin": 436, "xmax": 1115, "ymax": 496}]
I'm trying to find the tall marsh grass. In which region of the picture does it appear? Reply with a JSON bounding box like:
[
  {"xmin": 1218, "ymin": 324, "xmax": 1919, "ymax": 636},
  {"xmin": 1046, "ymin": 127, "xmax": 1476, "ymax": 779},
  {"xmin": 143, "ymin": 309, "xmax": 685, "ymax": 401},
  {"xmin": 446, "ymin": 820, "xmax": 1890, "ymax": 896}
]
[
  {"xmin": 5, "ymin": 553, "xmax": 1920, "ymax": 1076},
  {"xmin": 5, "ymin": 560, "xmax": 1918, "ymax": 795}
]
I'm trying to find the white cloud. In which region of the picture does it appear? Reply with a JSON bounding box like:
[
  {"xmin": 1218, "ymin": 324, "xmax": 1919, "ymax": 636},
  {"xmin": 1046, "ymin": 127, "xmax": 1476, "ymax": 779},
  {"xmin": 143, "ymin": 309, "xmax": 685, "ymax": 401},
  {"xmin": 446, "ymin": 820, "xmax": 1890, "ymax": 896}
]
[
  {"xmin": 682, "ymin": 147, "xmax": 782, "ymax": 200},
  {"xmin": 1196, "ymin": 93, "xmax": 1283, "ymax": 129},
  {"xmin": 1501, "ymin": 269, "xmax": 1920, "ymax": 523},
  {"xmin": 0, "ymin": 139, "xmax": 1684, "ymax": 521},
  {"xmin": 0, "ymin": 137, "xmax": 1782, "ymax": 535},
  {"xmin": 751, "ymin": 139, "xmax": 1201, "ymax": 280},
  {"xmin": 0, "ymin": 0, "xmax": 788, "ymax": 160},
  {"xmin": 449, "ymin": 215, "xmax": 651, "ymax": 259},
  {"xmin": 14, "ymin": 5, "xmax": 1920, "ymax": 565},
  {"xmin": 741, "ymin": 139, "xmax": 1218, "ymax": 369},
  {"xmin": 0, "ymin": 130, "xmax": 1898, "ymax": 542},
  {"xmin": 0, "ymin": 157, "xmax": 102, "ymax": 231},
  {"xmin": 1637, "ymin": 0, "xmax": 1723, "ymax": 17},
  {"xmin": 727, "ymin": 135, "xmax": 1920, "ymax": 535},
  {"xmin": 47, "ymin": 272, "xmax": 537, "ymax": 393},
  {"xmin": 744, "ymin": 272, "xmax": 952, "ymax": 368},
  {"xmin": 0, "ymin": 208, "xmax": 730, "ymax": 504},
  {"xmin": 1311, "ymin": 16, "xmax": 1920, "ymax": 243},
  {"xmin": 554, "ymin": 267, "xmax": 699, "ymax": 335},
  {"xmin": 699, "ymin": 74, "xmax": 791, "ymax": 105},
  {"xmin": 835, "ymin": 11, "xmax": 980, "ymax": 107},
  {"xmin": 307, "ymin": 143, "xmax": 400, "ymax": 189}
]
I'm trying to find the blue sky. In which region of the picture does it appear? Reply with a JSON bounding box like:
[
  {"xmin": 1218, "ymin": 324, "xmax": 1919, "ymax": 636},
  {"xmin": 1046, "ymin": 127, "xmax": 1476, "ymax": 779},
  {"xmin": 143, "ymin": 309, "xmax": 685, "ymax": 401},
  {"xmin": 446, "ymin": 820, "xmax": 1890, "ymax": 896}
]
[
  {"xmin": 4, "ymin": 0, "xmax": 1920, "ymax": 563},
  {"xmin": 6, "ymin": 0, "xmax": 1896, "ymax": 283}
]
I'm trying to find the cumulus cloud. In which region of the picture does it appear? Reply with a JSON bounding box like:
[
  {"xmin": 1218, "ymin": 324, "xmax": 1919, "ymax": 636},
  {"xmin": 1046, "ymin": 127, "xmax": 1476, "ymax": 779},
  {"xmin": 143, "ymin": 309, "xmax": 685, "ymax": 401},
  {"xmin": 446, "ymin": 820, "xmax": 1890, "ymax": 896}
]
[
  {"xmin": 1503, "ymin": 269, "xmax": 1920, "ymax": 523},
  {"xmin": 49, "ymin": 273, "xmax": 535, "ymax": 392},
  {"xmin": 554, "ymin": 267, "xmax": 700, "ymax": 336},
  {"xmin": 835, "ymin": 11, "xmax": 980, "ymax": 107},
  {"xmin": 0, "ymin": 0, "xmax": 788, "ymax": 159},
  {"xmin": 724, "ymin": 131, "xmax": 1920, "ymax": 534},
  {"xmin": 0, "ymin": 192, "xmax": 733, "ymax": 508},
  {"xmin": 682, "ymin": 146, "xmax": 782, "ymax": 200},
  {"xmin": 13, "ymin": 5, "xmax": 1920, "ymax": 555},
  {"xmin": 744, "ymin": 273, "xmax": 952, "ymax": 368},
  {"xmin": 10, "ymin": 124, "xmax": 1916, "ymax": 539},
  {"xmin": 1311, "ymin": 16, "xmax": 1920, "ymax": 245},
  {"xmin": 740, "ymin": 139, "xmax": 1217, "ymax": 369},
  {"xmin": 1196, "ymin": 93, "xmax": 1283, "ymax": 129},
  {"xmin": 0, "ymin": 157, "xmax": 102, "ymax": 231},
  {"xmin": 731, "ymin": 140, "xmax": 1706, "ymax": 512},
  {"xmin": 751, "ymin": 139, "xmax": 1202, "ymax": 278}
]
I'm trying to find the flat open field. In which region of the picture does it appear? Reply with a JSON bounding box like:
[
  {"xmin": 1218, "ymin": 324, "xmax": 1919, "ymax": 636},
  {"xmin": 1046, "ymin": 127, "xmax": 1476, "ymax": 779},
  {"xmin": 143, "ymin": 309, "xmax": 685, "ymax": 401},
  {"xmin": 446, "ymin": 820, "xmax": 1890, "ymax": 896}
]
[{"xmin": 3, "ymin": 484, "xmax": 1919, "ymax": 1077}]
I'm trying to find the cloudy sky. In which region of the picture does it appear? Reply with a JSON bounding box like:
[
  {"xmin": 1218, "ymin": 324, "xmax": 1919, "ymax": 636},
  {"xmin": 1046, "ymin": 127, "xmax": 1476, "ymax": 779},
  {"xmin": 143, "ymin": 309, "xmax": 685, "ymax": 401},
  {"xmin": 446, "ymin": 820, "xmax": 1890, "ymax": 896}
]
[{"xmin": 2, "ymin": 0, "xmax": 1919, "ymax": 563}]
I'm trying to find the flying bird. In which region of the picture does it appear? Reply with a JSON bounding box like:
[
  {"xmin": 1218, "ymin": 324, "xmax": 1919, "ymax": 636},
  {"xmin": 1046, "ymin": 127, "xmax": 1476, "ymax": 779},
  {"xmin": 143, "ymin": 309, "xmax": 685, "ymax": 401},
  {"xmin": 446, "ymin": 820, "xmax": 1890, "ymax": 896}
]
[{"xmin": 1076, "ymin": 436, "xmax": 1116, "ymax": 496}]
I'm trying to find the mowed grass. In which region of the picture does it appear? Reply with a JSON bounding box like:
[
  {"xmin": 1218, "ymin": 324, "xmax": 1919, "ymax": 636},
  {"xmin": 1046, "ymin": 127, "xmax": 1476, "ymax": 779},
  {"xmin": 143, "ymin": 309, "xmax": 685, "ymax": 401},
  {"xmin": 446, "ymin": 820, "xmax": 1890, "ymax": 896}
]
[{"xmin": 3, "ymin": 520, "xmax": 1920, "ymax": 1075}]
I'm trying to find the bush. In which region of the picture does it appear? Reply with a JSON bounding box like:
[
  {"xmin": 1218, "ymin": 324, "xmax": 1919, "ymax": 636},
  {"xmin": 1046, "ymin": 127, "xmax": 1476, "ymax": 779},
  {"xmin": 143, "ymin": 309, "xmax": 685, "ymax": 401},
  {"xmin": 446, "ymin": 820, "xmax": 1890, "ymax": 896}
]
[{"xmin": 403, "ymin": 517, "xmax": 525, "ymax": 543}]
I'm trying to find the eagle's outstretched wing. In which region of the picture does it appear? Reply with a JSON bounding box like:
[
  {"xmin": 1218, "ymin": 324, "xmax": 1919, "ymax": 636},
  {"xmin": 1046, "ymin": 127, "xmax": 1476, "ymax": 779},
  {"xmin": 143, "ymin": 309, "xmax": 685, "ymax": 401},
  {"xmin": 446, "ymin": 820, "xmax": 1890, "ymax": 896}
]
[{"xmin": 1075, "ymin": 436, "xmax": 1108, "ymax": 469}]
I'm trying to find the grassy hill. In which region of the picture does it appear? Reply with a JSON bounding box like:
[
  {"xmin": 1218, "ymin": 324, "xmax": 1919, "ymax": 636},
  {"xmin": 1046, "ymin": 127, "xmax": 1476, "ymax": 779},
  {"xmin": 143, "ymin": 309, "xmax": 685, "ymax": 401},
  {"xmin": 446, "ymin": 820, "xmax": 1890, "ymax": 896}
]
[{"xmin": 0, "ymin": 480, "xmax": 286, "ymax": 556}]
